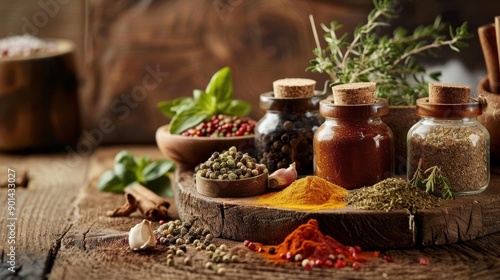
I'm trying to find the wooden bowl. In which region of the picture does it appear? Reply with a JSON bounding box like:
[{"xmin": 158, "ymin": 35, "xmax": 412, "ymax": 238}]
[
  {"xmin": 195, "ymin": 172, "xmax": 268, "ymax": 198},
  {"xmin": 155, "ymin": 124, "xmax": 255, "ymax": 169}
]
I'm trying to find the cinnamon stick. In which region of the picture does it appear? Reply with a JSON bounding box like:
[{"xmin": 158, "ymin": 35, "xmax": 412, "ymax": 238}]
[
  {"xmin": 108, "ymin": 183, "xmax": 170, "ymax": 221},
  {"xmin": 478, "ymin": 23, "xmax": 500, "ymax": 93}
]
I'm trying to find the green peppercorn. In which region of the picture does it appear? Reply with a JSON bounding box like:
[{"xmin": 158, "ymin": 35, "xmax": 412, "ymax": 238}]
[
  {"xmin": 175, "ymin": 249, "xmax": 184, "ymax": 256},
  {"xmin": 207, "ymin": 244, "xmax": 217, "ymax": 251},
  {"xmin": 217, "ymin": 267, "xmax": 226, "ymax": 275},
  {"xmin": 205, "ymin": 262, "xmax": 215, "ymax": 270},
  {"xmin": 230, "ymin": 255, "xmax": 240, "ymax": 263},
  {"xmin": 223, "ymin": 255, "xmax": 231, "ymax": 263},
  {"xmin": 219, "ymin": 244, "xmax": 228, "ymax": 251},
  {"xmin": 183, "ymin": 256, "xmax": 192, "ymax": 266},
  {"xmin": 166, "ymin": 258, "xmax": 175, "ymax": 267}
]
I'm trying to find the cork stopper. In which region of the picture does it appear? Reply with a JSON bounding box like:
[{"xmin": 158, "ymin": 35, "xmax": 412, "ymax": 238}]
[
  {"xmin": 332, "ymin": 82, "xmax": 376, "ymax": 105},
  {"xmin": 273, "ymin": 78, "xmax": 316, "ymax": 98},
  {"xmin": 428, "ymin": 83, "xmax": 470, "ymax": 104}
]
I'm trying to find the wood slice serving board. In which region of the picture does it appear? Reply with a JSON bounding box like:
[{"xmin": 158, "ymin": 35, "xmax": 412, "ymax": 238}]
[{"xmin": 175, "ymin": 167, "xmax": 500, "ymax": 249}]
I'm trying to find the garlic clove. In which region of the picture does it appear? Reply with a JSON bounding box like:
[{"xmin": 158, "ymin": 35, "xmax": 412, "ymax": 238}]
[
  {"xmin": 268, "ymin": 162, "xmax": 298, "ymax": 189},
  {"xmin": 129, "ymin": 219, "xmax": 157, "ymax": 251}
]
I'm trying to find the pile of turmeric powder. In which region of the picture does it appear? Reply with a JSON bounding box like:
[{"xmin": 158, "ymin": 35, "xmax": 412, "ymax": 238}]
[{"xmin": 255, "ymin": 176, "xmax": 347, "ymax": 211}]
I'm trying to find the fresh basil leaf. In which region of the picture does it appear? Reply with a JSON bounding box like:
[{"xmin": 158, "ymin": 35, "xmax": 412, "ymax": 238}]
[
  {"xmin": 196, "ymin": 91, "xmax": 217, "ymax": 114},
  {"xmin": 169, "ymin": 109, "xmax": 210, "ymax": 134},
  {"xmin": 144, "ymin": 175, "xmax": 173, "ymax": 197},
  {"xmin": 205, "ymin": 66, "xmax": 233, "ymax": 101},
  {"xmin": 157, "ymin": 97, "xmax": 194, "ymax": 118},
  {"xmin": 216, "ymin": 100, "xmax": 231, "ymax": 113},
  {"xmin": 97, "ymin": 169, "xmax": 126, "ymax": 193},
  {"xmin": 222, "ymin": 100, "xmax": 252, "ymax": 116},
  {"xmin": 142, "ymin": 160, "xmax": 176, "ymax": 182},
  {"xmin": 113, "ymin": 150, "xmax": 138, "ymax": 185},
  {"xmin": 135, "ymin": 155, "xmax": 151, "ymax": 182},
  {"xmin": 193, "ymin": 89, "xmax": 205, "ymax": 100}
]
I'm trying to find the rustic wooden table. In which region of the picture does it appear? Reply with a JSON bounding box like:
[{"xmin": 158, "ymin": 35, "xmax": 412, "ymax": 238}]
[{"xmin": 1, "ymin": 146, "xmax": 500, "ymax": 280}]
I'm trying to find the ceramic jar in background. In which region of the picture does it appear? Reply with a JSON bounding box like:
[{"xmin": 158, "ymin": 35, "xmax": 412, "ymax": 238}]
[
  {"xmin": 407, "ymin": 98, "xmax": 490, "ymax": 196},
  {"xmin": 255, "ymin": 92, "xmax": 326, "ymax": 175},
  {"xmin": 0, "ymin": 39, "xmax": 80, "ymax": 151},
  {"xmin": 478, "ymin": 76, "xmax": 500, "ymax": 163},
  {"xmin": 314, "ymin": 98, "xmax": 394, "ymax": 189}
]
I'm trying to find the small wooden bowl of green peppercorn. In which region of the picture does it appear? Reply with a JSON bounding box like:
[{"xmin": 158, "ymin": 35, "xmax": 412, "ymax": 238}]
[
  {"xmin": 196, "ymin": 172, "xmax": 268, "ymax": 198},
  {"xmin": 194, "ymin": 146, "xmax": 269, "ymax": 198}
]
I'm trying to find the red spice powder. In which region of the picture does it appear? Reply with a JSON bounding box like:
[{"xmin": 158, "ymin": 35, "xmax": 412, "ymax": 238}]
[{"xmin": 247, "ymin": 219, "xmax": 379, "ymax": 269}]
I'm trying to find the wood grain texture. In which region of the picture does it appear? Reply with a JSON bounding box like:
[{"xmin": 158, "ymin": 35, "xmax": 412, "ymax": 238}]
[
  {"xmin": 2, "ymin": 146, "xmax": 500, "ymax": 280},
  {"xmin": 175, "ymin": 165, "xmax": 500, "ymax": 249},
  {"xmin": 176, "ymin": 167, "xmax": 415, "ymax": 249},
  {"xmin": 0, "ymin": 151, "xmax": 88, "ymax": 279}
]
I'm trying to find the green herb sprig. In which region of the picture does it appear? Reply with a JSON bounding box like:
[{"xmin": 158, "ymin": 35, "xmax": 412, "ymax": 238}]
[
  {"xmin": 157, "ymin": 66, "xmax": 252, "ymax": 134},
  {"xmin": 307, "ymin": 0, "xmax": 473, "ymax": 105},
  {"xmin": 410, "ymin": 159, "xmax": 454, "ymax": 199},
  {"xmin": 97, "ymin": 150, "xmax": 176, "ymax": 196}
]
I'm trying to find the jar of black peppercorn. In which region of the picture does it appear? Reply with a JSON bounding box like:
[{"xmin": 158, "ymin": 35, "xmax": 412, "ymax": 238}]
[
  {"xmin": 255, "ymin": 89, "xmax": 326, "ymax": 175},
  {"xmin": 314, "ymin": 82, "xmax": 394, "ymax": 189}
]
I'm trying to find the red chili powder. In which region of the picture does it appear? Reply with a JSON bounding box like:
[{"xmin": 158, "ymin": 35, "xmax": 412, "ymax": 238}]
[{"xmin": 246, "ymin": 219, "xmax": 379, "ymax": 269}]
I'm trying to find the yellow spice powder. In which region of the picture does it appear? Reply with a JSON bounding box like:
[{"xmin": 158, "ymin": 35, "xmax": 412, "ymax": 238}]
[{"xmin": 256, "ymin": 176, "xmax": 347, "ymax": 211}]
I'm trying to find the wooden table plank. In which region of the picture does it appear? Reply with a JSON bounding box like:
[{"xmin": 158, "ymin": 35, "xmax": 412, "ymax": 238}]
[
  {"xmin": 0, "ymin": 151, "xmax": 89, "ymax": 279},
  {"xmin": 2, "ymin": 146, "xmax": 500, "ymax": 279}
]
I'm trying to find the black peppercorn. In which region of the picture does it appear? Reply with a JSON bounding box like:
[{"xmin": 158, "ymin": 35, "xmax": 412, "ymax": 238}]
[{"xmin": 269, "ymin": 247, "xmax": 276, "ymax": 254}]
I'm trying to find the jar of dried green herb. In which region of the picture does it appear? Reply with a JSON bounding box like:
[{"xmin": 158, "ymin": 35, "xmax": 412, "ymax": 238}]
[
  {"xmin": 407, "ymin": 83, "xmax": 490, "ymax": 196},
  {"xmin": 255, "ymin": 91, "xmax": 326, "ymax": 175}
]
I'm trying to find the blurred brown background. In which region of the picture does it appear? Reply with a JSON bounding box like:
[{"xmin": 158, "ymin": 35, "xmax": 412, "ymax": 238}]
[{"xmin": 1, "ymin": 0, "xmax": 499, "ymax": 145}]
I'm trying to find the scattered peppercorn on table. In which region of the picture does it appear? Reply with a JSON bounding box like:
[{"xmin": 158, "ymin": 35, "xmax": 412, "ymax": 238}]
[{"xmin": 1, "ymin": 146, "xmax": 500, "ymax": 279}]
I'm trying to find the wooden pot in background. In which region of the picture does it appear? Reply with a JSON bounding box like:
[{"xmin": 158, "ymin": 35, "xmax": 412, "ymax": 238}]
[
  {"xmin": 382, "ymin": 106, "xmax": 420, "ymax": 174},
  {"xmin": 0, "ymin": 39, "xmax": 80, "ymax": 152},
  {"xmin": 478, "ymin": 76, "xmax": 500, "ymax": 163}
]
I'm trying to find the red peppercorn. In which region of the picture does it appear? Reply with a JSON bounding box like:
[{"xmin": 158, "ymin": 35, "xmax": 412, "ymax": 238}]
[
  {"xmin": 285, "ymin": 252, "xmax": 294, "ymax": 261},
  {"xmin": 280, "ymin": 253, "xmax": 287, "ymax": 259},
  {"xmin": 383, "ymin": 255, "xmax": 394, "ymax": 262},
  {"xmin": 354, "ymin": 245, "xmax": 362, "ymax": 253},
  {"xmin": 258, "ymin": 247, "xmax": 264, "ymax": 253},
  {"xmin": 303, "ymin": 261, "xmax": 314, "ymax": 271},
  {"xmin": 418, "ymin": 257, "xmax": 430, "ymax": 265},
  {"xmin": 335, "ymin": 259, "xmax": 345, "ymax": 269},
  {"xmin": 243, "ymin": 240, "xmax": 250, "ymax": 246},
  {"xmin": 248, "ymin": 242, "xmax": 256, "ymax": 251},
  {"xmin": 314, "ymin": 259, "xmax": 323, "ymax": 267},
  {"xmin": 352, "ymin": 262, "xmax": 362, "ymax": 270},
  {"xmin": 324, "ymin": 260, "xmax": 334, "ymax": 268},
  {"xmin": 159, "ymin": 220, "xmax": 166, "ymax": 225}
]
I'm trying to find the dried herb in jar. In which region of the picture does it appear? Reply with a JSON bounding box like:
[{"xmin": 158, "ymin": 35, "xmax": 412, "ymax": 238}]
[{"xmin": 409, "ymin": 125, "xmax": 488, "ymax": 194}]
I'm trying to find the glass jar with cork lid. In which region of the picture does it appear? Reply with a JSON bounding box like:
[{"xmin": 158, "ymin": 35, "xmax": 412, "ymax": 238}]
[
  {"xmin": 255, "ymin": 78, "xmax": 326, "ymax": 175},
  {"xmin": 314, "ymin": 82, "xmax": 394, "ymax": 189},
  {"xmin": 407, "ymin": 83, "xmax": 490, "ymax": 196}
]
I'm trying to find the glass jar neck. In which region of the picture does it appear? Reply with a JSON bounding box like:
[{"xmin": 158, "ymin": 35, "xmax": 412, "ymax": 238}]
[{"xmin": 421, "ymin": 116, "xmax": 477, "ymax": 123}]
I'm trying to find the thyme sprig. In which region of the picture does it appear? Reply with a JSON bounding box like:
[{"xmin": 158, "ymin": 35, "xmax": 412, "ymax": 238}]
[
  {"xmin": 410, "ymin": 159, "xmax": 454, "ymax": 199},
  {"xmin": 307, "ymin": 0, "xmax": 473, "ymax": 105}
]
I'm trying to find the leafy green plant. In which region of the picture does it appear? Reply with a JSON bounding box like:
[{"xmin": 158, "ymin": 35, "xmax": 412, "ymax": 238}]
[
  {"xmin": 410, "ymin": 159, "xmax": 454, "ymax": 199},
  {"xmin": 157, "ymin": 66, "xmax": 252, "ymax": 134},
  {"xmin": 97, "ymin": 150, "xmax": 176, "ymax": 196},
  {"xmin": 307, "ymin": 0, "xmax": 473, "ymax": 105}
]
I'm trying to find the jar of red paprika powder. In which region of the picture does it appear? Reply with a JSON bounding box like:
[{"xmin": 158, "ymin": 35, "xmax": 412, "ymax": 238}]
[{"xmin": 314, "ymin": 82, "xmax": 394, "ymax": 189}]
